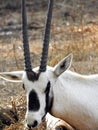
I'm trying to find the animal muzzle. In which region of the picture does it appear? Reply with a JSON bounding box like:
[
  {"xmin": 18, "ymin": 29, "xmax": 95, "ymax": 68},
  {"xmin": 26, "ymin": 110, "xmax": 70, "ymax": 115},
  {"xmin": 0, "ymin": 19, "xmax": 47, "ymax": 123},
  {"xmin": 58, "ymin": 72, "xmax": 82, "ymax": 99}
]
[{"xmin": 27, "ymin": 120, "xmax": 38, "ymax": 129}]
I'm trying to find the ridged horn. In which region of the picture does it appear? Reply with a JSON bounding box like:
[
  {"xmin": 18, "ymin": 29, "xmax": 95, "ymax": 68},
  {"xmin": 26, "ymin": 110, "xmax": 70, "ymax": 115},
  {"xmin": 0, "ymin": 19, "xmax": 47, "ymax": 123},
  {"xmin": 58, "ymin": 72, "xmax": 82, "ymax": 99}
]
[
  {"xmin": 39, "ymin": 0, "xmax": 54, "ymax": 72},
  {"xmin": 22, "ymin": 0, "xmax": 32, "ymax": 72}
]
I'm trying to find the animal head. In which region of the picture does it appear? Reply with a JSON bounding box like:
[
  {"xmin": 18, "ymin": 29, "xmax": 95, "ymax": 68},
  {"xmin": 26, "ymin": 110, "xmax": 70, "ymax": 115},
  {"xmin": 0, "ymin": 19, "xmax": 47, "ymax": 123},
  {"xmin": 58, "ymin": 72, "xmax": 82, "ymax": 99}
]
[
  {"xmin": 0, "ymin": 54, "xmax": 72, "ymax": 128},
  {"xmin": 0, "ymin": 0, "xmax": 72, "ymax": 129}
]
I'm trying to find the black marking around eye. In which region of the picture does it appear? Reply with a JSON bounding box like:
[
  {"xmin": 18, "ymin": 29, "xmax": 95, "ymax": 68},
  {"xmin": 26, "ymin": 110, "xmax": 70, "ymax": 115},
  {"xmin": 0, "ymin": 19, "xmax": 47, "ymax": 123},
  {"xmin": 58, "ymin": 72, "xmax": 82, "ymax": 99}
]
[
  {"xmin": 45, "ymin": 81, "xmax": 53, "ymax": 113},
  {"xmin": 28, "ymin": 90, "xmax": 40, "ymax": 111},
  {"xmin": 45, "ymin": 81, "xmax": 51, "ymax": 113},
  {"xmin": 42, "ymin": 81, "xmax": 53, "ymax": 121}
]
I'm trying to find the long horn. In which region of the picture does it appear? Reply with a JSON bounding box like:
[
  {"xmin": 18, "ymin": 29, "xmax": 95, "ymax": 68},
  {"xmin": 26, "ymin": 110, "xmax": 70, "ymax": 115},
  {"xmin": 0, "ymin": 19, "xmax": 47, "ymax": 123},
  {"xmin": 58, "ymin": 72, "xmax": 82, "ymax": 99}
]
[
  {"xmin": 39, "ymin": 0, "xmax": 54, "ymax": 72},
  {"xmin": 22, "ymin": 0, "xmax": 32, "ymax": 72}
]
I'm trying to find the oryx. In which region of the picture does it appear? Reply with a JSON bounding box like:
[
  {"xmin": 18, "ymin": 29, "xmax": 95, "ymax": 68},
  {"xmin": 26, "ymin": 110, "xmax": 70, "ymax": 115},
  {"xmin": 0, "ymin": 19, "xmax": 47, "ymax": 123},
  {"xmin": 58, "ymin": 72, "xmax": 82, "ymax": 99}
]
[{"xmin": 0, "ymin": 0, "xmax": 98, "ymax": 130}]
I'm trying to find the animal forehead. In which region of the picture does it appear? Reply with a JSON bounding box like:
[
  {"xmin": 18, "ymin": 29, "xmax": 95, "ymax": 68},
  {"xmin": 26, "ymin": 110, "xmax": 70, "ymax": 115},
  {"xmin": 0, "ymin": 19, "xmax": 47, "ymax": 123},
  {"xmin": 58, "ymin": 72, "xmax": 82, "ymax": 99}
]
[
  {"xmin": 32, "ymin": 72, "xmax": 49, "ymax": 84},
  {"xmin": 33, "ymin": 77, "xmax": 49, "ymax": 91},
  {"xmin": 23, "ymin": 71, "xmax": 48, "ymax": 80},
  {"xmin": 22, "ymin": 72, "xmax": 49, "ymax": 90}
]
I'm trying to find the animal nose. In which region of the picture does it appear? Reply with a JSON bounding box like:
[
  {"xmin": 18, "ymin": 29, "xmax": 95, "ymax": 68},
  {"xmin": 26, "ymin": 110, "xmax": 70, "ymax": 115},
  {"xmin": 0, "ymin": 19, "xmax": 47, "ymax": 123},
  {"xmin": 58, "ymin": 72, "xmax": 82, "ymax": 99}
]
[{"xmin": 27, "ymin": 120, "xmax": 38, "ymax": 128}]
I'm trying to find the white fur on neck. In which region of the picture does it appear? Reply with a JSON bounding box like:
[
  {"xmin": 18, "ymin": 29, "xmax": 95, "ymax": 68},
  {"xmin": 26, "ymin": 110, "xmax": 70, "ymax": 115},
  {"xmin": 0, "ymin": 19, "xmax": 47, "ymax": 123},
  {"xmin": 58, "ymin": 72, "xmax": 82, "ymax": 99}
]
[{"xmin": 51, "ymin": 70, "xmax": 98, "ymax": 130}]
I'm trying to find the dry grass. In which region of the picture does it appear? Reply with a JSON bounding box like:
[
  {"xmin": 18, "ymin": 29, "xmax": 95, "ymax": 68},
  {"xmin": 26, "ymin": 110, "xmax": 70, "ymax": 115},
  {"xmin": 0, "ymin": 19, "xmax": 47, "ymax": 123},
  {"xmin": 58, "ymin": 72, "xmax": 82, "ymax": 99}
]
[{"xmin": 0, "ymin": 24, "xmax": 98, "ymax": 69}]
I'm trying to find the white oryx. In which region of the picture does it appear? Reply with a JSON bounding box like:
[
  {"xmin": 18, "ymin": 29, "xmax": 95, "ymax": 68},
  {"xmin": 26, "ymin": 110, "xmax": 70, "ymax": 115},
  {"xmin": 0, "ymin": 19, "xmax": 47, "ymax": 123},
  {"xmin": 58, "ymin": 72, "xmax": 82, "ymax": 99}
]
[{"xmin": 0, "ymin": 0, "xmax": 98, "ymax": 130}]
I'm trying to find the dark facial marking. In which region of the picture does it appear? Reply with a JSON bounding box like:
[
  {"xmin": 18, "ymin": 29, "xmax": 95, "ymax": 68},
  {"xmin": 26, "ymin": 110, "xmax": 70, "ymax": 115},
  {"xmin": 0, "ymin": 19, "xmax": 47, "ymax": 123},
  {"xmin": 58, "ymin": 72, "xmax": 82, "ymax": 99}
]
[
  {"xmin": 26, "ymin": 71, "xmax": 40, "ymax": 82},
  {"xmin": 29, "ymin": 90, "xmax": 40, "ymax": 111},
  {"xmin": 45, "ymin": 81, "xmax": 51, "ymax": 112},
  {"xmin": 42, "ymin": 81, "xmax": 53, "ymax": 120}
]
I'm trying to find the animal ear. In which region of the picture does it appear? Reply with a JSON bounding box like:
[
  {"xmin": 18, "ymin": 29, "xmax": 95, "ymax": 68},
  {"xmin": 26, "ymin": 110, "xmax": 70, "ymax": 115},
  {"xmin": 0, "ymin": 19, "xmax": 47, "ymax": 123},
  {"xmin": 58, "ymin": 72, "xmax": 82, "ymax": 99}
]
[
  {"xmin": 53, "ymin": 54, "xmax": 73, "ymax": 76},
  {"xmin": 0, "ymin": 71, "xmax": 23, "ymax": 82}
]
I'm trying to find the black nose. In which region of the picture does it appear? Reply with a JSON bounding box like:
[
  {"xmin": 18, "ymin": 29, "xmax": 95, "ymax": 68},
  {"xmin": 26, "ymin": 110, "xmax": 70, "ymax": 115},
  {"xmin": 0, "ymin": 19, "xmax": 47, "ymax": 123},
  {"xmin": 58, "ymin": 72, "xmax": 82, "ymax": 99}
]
[{"xmin": 27, "ymin": 120, "xmax": 38, "ymax": 128}]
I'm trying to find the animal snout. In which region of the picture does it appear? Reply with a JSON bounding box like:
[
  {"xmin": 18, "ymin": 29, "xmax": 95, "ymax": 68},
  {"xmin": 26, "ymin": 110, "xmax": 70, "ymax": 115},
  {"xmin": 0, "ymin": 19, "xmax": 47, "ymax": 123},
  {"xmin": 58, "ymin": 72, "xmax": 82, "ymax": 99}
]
[{"xmin": 27, "ymin": 120, "xmax": 38, "ymax": 128}]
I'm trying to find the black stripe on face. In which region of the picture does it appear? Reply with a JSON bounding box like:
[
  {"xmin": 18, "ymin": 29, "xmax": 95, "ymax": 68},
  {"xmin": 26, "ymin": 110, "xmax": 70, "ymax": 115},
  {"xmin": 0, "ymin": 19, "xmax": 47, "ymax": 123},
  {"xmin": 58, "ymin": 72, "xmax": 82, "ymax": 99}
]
[
  {"xmin": 42, "ymin": 81, "xmax": 52, "ymax": 121},
  {"xmin": 28, "ymin": 90, "xmax": 40, "ymax": 111},
  {"xmin": 45, "ymin": 82, "xmax": 51, "ymax": 112}
]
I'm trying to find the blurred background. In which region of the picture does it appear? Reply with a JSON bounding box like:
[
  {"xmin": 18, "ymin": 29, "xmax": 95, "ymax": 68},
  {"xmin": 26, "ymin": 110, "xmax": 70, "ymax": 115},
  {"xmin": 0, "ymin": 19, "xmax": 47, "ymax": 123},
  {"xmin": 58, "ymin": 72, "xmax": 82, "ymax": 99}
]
[
  {"xmin": 0, "ymin": 0, "xmax": 98, "ymax": 71},
  {"xmin": 0, "ymin": 0, "xmax": 98, "ymax": 129}
]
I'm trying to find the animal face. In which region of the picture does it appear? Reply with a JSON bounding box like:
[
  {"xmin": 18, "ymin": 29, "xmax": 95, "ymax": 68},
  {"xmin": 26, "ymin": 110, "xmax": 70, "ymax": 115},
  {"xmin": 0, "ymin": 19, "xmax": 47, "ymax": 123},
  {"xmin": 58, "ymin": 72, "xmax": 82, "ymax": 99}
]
[
  {"xmin": 22, "ymin": 71, "xmax": 53, "ymax": 128},
  {"xmin": 22, "ymin": 54, "xmax": 72, "ymax": 128}
]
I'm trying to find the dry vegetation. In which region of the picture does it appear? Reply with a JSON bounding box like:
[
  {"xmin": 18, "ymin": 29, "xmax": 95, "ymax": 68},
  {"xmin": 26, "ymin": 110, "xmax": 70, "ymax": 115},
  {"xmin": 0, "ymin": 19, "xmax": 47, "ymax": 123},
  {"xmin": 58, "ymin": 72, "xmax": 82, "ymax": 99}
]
[{"xmin": 0, "ymin": 0, "xmax": 98, "ymax": 130}]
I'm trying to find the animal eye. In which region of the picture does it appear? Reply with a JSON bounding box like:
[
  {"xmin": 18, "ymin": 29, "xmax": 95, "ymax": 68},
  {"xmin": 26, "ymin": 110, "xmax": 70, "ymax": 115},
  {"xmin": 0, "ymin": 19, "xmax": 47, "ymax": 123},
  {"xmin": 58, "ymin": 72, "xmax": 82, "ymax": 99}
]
[{"xmin": 22, "ymin": 84, "xmax": 25, "ymax": 90}]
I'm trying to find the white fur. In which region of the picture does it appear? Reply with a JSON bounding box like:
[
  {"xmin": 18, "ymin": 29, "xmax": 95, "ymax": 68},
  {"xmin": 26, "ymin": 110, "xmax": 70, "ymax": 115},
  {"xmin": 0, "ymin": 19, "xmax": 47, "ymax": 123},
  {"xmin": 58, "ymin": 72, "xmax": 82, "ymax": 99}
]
[
  {"xmin": 51, "ymin": 70, "xmax": 98, "ymax": 130},
  {"xmin": 0, "ymin": 54, "xmax": 98, "ymax": 130},
  {"xmin": 22, "ymin": 71, "xmax": 50, "ymax": 126}
]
